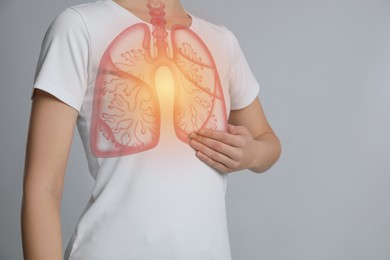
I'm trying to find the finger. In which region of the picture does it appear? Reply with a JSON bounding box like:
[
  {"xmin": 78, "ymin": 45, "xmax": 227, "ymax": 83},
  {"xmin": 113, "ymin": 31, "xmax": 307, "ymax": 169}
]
[
  {"xmin": 190, "ymin": 133, "xmax": 239, "ymax": 160},
  {"xmin": 189, "ymin": 139, "xmax": 237, "ymax": 169},
  {"xmin": 195, "ymin": 128, "xmax": 242, "ymax": 147},
  {"xmin": 195, "ymin": 151, "xmax": 232, "ymax": 174}
]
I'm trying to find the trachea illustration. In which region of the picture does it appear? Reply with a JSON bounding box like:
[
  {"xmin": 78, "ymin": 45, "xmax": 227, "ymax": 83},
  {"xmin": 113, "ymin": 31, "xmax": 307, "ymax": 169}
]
[{"xmin": 90, "ymin": 0, "xmax": 227, "ymax": 157}]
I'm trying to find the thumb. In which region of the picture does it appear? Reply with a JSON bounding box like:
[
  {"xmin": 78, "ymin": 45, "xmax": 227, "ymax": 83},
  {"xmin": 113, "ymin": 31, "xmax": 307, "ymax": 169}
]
[
  {"xmin": 227, "ymin": 124, "xmax": 251, "ymax": 136},
  {"xmin": 227, "ymin": 124, "xmax": 239, "ymax": 135}
]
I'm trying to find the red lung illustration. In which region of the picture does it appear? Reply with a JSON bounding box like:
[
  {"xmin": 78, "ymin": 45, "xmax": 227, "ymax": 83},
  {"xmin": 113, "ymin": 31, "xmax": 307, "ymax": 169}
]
[
  {"xmin": 171, "ymin": 27, "xmax": 227, "ymax": 143},
  {"xmin": 90, "ymin": 2, "xmax": 227, "ymax": 157}
]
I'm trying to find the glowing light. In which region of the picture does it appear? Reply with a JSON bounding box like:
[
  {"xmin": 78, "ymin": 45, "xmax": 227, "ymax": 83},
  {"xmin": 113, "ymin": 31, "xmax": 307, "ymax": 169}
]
[
  {"xmin": 155, "ymin": 66, "xmax": 175, "ymax": 105},
  {"xmin": 90, "ymin": 1, "xmax": 227, "ymax": 157},
  {"xmin": 155, "ymin": 66, "xmax": 175, "ymax": 141}
]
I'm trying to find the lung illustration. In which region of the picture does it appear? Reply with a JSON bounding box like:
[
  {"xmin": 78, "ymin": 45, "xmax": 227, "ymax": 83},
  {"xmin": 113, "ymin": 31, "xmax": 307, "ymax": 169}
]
[{"xmin": 90, "ymin": 2, "xmax": 227, "ymax": 157}]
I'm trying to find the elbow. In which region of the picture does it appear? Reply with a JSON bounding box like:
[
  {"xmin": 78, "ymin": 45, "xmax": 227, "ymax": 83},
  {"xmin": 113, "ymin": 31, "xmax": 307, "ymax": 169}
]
[
  {"xmin": 250, "ymin": 134, "xmax": 282, "ymax": 174},
  {"xmin": 22, "ymin": 171, "xmax": 65, "ymax": 206}
]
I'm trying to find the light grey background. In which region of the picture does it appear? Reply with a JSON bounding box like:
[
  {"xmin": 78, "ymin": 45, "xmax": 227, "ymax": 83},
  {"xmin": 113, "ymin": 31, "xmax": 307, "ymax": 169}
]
[{"xmin": 1, "ymin": 0, "xmax": 389, "ymax": 259}]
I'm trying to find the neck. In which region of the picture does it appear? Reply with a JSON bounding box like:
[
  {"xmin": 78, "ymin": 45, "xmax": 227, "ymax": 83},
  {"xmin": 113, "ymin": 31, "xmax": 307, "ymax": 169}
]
[
  {"xmin": 115, "ymin": 0, "xmax": 185, "ymax": 15},
  {"xmin": 113, "ymin": 0, "xmax": 191, "ymax": 30}
]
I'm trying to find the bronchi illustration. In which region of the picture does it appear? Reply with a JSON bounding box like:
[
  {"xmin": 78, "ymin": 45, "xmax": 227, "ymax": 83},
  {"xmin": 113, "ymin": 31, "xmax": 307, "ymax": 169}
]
[{"xmin": 90, "ymin": 0, "xmax": 227, "ymax": 157}]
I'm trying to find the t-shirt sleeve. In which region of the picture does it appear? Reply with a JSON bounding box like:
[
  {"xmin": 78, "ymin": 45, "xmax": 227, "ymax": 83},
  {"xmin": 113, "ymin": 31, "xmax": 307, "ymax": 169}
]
[
  {"xmin": 32, "ymin": 7, "xmax": 89, "ymax": 112},
  {"xmin": 227, "ymin": 30, "xmax": 260, "ymax": 110}
]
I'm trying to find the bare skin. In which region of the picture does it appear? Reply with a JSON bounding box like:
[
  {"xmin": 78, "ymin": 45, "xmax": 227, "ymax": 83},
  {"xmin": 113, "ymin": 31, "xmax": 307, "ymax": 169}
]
[
  {"xmin": 22, "ymin": 90, "xmax": 78, "ymax": 260},
  {"xmin": 21, "ymin": 0, "xmax": 281, "ymax": 259},
  {"xmin": 114, "ymin": 0, "xmax": 192, "ymax": 29},
  {"xmin": 189, "ymin": 97, "xmax": 281, "ymax": 174}
]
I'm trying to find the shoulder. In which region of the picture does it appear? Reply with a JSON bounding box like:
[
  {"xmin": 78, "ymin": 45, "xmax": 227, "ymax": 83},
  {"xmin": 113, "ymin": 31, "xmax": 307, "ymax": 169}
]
[
  {"xmin": 68, "ymin": 0, "xmax": 112, "ymax": 18},
  {"xmin": 192, "ymin": 14, "xmax": 235, "ymax": 39},
  {"xmin": 190, "ymin": 14, "xmax": 238, "ymax": 52},
  {"xmin": 42, "ymin": 3, "xmax": 105, "ymax": 48},
  {"xmin": 48, "ymin": 1, "xmax": 108, "ymax": 32},
  {"xmin": 49, "ymin": 8, "xmax": 83, "ymax": 28},
  {"xmin": 45, "ymin": 8, "xmax": 87, "ymax": 41}
]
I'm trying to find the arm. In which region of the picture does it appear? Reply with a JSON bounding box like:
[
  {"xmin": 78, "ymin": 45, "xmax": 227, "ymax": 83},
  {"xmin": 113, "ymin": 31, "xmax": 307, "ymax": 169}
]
[
  {"xmin": 21, "ymin": 89, "xmax": 79, "ymax": 259},
  {"xmin": 188, "ymin": 97, "xmax": 281, "ymax": 173}
]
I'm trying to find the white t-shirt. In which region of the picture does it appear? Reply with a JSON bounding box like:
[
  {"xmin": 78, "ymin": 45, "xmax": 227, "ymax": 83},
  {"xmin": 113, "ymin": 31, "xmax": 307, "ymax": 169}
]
[{"xmin": 32, "ymin": 1, "xmax": 260, "ymax": 259}]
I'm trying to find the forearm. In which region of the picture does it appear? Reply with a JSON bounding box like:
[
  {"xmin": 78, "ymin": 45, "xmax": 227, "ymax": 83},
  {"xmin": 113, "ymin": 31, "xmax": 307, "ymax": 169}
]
[
  {"xmin": 21, "ymin": 90, "xmax": 77, "ymax": 259},
  {"xmin": 21, "ymin": 181, "xmax": 63, "ymax": 260},
  {"xmin": 249, "ymin": 132, "xmax": 281, "ymax": 173}
]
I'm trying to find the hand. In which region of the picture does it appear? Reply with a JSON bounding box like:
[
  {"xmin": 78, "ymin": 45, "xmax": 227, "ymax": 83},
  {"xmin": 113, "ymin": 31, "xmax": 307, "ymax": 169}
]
[{"xmin": 188, "ymin": 124, "xmax": 262, "ymax": 173}]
